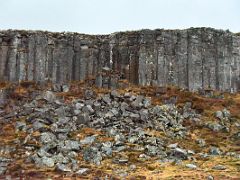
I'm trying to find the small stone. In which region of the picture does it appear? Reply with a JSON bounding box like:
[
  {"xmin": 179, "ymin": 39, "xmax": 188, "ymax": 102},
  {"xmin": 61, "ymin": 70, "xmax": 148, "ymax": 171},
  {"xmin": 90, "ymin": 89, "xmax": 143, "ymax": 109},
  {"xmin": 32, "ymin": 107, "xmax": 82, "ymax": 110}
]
[
  {"xmin": 82, "ymin": 105, "xmax": 94, "ymax": 114},
  {"xmin": 76, "ymin": 113, "xmax": 90, "ymax": 125},
  {"xmin": 74, "ymin": 110, "xmax": 81, "ymax": 115},
  {"xmin": 174, "ymin": 159, "xmax": 183, "ymax": 166},
  {"xmin": 198, "ymin": 153, "xmax": 209, "ymax": 159},
  {"xmin": 186, "ymin": 164, "xmax": 197, "ymax": 169},
  {"xmin": 0, "ymin": 157, "xmax": 11, "ymax": 175},
  {"xmin": 40, "ymin": 132, "xmax": 56, "ymax": 144},
  {"xmin": 110, "ymin": 90, "xmax": 120, "ymax": 98},
  {"xmin": 102, "ymin": 67, "xmax": 111, "ymax": 71},
  {"xmin": 207, "ymin": 175, "xmax": 214, "ymax": 180},
  {"xmin": 130, "ymin": 113, "xmax": 140, "ymax": 119},
  {"xmin": 75, "ymin": 103, "xmax": 84, "ymax": 110},
  {"xmin": 171, "ymin": 148, "xmax": 188, "ymax": 159},
  {"xmin": 80, "ymin": 136, "xmax": 96, "ymax": 145},
  {"xmin": 110, "ymin": 108, "xmax": 119, "ymax": 116},
  {"xmin": 53, "ymin": 153, "xmax": 69, "ymax": 164},
  {"xmin": 207, "ymin": 123, "xmax": 224, "ymax": 132},
  {"xmin": 101, "ymin": 142, "xmax": 112, "ymax": 156},
  {"xmin": 71, "ymin": 161, "xmax": 79, "ymax": 172},
  {"xmin": 62, "ymin": 85, "xmax": 70, "ymax": 92},
  {"xmin": 131, "ymin": 95, "xmax": 144, "ymax": 108},
  {"xmin": 124, "ymin": 92, "xmax": 131, "ymax": 98},
  {"xmin": 0, "ymin": 157, "xmax": 12, "ymax": 163},
  {"xmin": 0, "ymin": 167, "xmax": 7, "ymax": 175},
  {"xmin": 212, "ymin": 164, "xmax": 226, "ymax": 170},
  {"xmin": 43, "ymin": 91, "xmax": 56, "ymax": 102},
  {"xmin": 196, "ymin": 139, "xmax": 206, "ymax": 147},
  {"xmin": 93, "ymin": 101, "xmax": 101, "ymax": 109},
  {"xmin": 58, "ymin": 116, "xmax": 71, "ymax": 125},
  {"xmin": 52, "ymin": 84, "xmax": 62, "ymax": 92},
  {"xmin": 120, "ymin": 102, "xmax": 129, "ymax": 112},
  {"xmin": 64, "ymin": 140, "xmax": 81, "ymax": 151},
  {"xmin": 215, "ymin": 111, "xmax": 223, "ymax": 120},
  {"xmin": 84, "ymin": 89, "xmax": 94, "ymax": 100},
  {"xmin": 187, "ymin": 150, "xmax": 195, "ymax": 155},
  {"xmin": 222, "ymin": 108, "xmax": 231, "ymax": 118},
  {"xmin": 115, "ymin": 145, "xmax": 126, "ymax": 152},
  {"xmin": 139, "ymin": 109, "xmax": 149, "ymax": 121},
  {"xmin": 42, "ymin": 157, "xmax": 55, "ymax": 168},
  {"xmin": 105, "ymin": 111, "xmax": 114, "ymax": 118},
  {"xmin": 76, "ymin": 168, "xmax": 89, "ymax": 175},
  {"xmin": 37, "ymin": 148, "xmax": 51, "ymax": 157},
  {"xmin": 55, "ymin": 128, "xmax": 71, "ymax": 133},
  {"xmin": 102, "ymin": 95, "xmax": 111, "ymax": 104},
  {"xmin": 139, "ymin": 154, "xmax": 150, "ymax": 160},
  {"xmin": 32, "ymin": 121, "xmax": 45, "ymax": 131},
  {"xmin": 145, "ymin": 145, "xmax": 158, "ymax": 156},
  {"xmin": 167, "ymin": 143, "xmax": 178, "ymax": 149},
  {"xmin": 83, "ymin": 147, "xmax": 102, "ymax": 165},
  {"xmin": 68, "ymin": 151, "xmax": 78, "ymax": 159},
  {"xmin": 55, "ymin": 106, "xmax": 66, "ymax": 118},
  {"xmin": 143, "ymin": 97, "xmax": 151, "ymax": 108},
  {"xmin": 56, "ymin": 163, "xmax": 72, "ymax": 172},
  {"xmin": 115, "ymin": 158, "xmax": 128, "ymax": 164},
  {"xmin": 107, "ymin": 128, "xmax": 118, "ymax": 136},
  {"xmin": 128, "ymin": 136, "xmax": 139, "ymax": 144},
  {"xmin": 209, "ymin": 147, "xmax": 222, "ymax": 155},
  {"xmin": 114, "ymin": 133, "xmax": 125, "ymax": 142},
  {"xmin": 15, "ymin": 121, "xmax": 27, "ymax": 131}
]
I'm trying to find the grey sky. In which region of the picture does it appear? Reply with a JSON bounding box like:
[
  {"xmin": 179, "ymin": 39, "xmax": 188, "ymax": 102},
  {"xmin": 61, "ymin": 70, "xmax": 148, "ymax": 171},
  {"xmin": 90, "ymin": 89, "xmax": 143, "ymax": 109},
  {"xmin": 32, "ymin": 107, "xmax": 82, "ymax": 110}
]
[{"xmin": 0, "ymin": 0, "xmax": 239, "ymax": 34}]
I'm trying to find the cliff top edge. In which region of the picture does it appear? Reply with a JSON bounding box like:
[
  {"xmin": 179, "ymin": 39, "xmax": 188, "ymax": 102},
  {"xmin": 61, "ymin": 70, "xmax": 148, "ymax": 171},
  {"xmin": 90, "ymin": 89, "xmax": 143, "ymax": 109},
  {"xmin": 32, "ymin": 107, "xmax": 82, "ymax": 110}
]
[{"xmin": 0, "ymin": 27, "xmax": 239, "ymax": 37}]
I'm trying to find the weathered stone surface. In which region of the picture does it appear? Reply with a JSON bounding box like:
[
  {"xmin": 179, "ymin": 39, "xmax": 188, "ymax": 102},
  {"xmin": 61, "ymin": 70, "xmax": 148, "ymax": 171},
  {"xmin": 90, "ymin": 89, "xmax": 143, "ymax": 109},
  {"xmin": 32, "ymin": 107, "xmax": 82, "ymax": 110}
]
[
  {"xmin": 186, "ymin": 163, "xmax": 197, "ymax": 169},
  {"xmin": 212, "ymin": 164, "xmax": 226, "ymax": 170},
  {"xmin": 0, "ymin": 28, "xmax": 239, "ymax": 92}
]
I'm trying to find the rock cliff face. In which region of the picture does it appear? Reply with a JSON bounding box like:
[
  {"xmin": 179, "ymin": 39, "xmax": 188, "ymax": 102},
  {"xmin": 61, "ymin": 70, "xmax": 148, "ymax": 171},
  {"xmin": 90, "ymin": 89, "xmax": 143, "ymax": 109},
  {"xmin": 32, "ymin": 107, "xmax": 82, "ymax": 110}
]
[{"xmin": 0, "ymin": 28, "xmax": 240, "ymax": 92}]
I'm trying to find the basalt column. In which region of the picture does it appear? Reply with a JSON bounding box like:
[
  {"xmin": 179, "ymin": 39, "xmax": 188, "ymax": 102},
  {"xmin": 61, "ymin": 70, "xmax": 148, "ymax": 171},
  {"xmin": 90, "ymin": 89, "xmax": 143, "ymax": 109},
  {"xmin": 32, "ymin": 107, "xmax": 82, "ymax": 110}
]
[{"xmin": 0, "ymin": 28, "xmax": 240, "ymax": 92}]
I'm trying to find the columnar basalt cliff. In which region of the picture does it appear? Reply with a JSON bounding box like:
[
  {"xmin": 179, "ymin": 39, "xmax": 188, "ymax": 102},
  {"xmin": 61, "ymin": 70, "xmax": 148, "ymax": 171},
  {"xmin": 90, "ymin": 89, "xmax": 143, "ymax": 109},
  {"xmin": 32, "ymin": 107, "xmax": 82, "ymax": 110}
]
[{"xmin": 0, "ymin": 28, "xmax": 240, "ymax": 91}]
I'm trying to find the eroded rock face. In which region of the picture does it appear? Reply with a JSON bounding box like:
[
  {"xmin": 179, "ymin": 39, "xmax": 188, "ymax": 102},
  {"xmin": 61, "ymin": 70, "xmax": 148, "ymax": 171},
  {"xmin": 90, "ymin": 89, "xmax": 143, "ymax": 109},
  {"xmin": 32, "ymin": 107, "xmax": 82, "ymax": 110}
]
[{"xmin": 0, "ymin": 28, "xmax": 240, "ymax": 92}]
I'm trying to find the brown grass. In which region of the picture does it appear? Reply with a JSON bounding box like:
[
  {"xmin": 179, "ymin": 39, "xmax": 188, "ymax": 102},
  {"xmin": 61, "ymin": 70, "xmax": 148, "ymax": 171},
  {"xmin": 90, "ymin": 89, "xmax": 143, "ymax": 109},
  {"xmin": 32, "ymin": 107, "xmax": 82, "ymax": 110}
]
[{"xmin": 0, "ymin": 81, "xmax": 240, "ymax": 179}]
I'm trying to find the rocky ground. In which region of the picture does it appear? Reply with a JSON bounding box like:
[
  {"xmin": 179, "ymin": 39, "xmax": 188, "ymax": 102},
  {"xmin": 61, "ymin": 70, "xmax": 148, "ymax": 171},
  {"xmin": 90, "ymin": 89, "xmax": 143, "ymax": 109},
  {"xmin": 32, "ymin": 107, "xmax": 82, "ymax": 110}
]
[{"xmin": 0, "ymin": 82, "xmax": 240, "ymax": 179}]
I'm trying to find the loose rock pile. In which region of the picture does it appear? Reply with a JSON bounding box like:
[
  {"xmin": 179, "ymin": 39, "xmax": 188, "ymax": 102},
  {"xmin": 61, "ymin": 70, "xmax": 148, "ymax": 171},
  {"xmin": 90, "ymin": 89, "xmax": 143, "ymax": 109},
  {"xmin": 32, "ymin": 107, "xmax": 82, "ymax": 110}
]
[
  {"xmin": 0, "ymin": 88, "xmax": 239, "ymax": 178},
  {"xmin": 5, "ymin": 89, "xmax": 201, "ymax": 174}
]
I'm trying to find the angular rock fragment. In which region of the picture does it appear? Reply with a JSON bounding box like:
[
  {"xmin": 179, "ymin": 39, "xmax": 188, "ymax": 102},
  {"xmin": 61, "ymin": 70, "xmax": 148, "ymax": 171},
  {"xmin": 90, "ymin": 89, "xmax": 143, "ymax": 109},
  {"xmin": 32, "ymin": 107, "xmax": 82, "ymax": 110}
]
[
  {"xmin": 56, "ymin": 163, "xmax": 72, "ymax": 172},
  {"xmin": 80, "ymin": 136, "xmax": 96, "ymax": 145},
  {"xmin": 42, "ymin": 156, "xmax": 55, "ymax": 168},
  {"xmin": 212, "ymin": 164, "xmax": 226, "ymax": 170},
  {"xmin": 209, "ymin": 147, "xmax": 222, "ymax": 155},
  {"xmin": 170, "ymin": 148, "xmax": 188, "ymax": 160},
  {"xmin": 59, "ymin": 140, "xmax": 81, "ymax": 151},
  {"xmin": 43, "ymin": 91, "xmax": 56, "ymax": 102},
  {"xmin": 40, "ymin": 132, "xmax": 57, "ymax": 144},
  {"xmin": 215, "ymin": 111, "xmax": 223, "ymax": 120},
  {"xmin": 76, "ymin": 113, "xmax": 90, "ymax": 125},
  {"xmin": 83, "ymin": 147, "xmax": 102, "ymax": 165},
  {"xmin": 76, "ymin": 168, "xmax": 90, "ymax": 175},
  {"xmin": 186, "ymin": 163, "xmax": 197, "ymax": 169}
]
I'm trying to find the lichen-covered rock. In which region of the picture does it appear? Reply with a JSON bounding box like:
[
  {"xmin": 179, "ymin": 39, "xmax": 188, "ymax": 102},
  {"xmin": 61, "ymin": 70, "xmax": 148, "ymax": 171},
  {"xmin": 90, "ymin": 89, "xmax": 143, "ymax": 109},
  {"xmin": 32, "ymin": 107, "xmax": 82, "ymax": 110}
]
[
  {"xmin": 40, "ymin": 132, "xmax": 57, "ymax": 144},
  {"xmin": 83, "ymin": 147, "xmax": 102, "ymax": 165}
]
